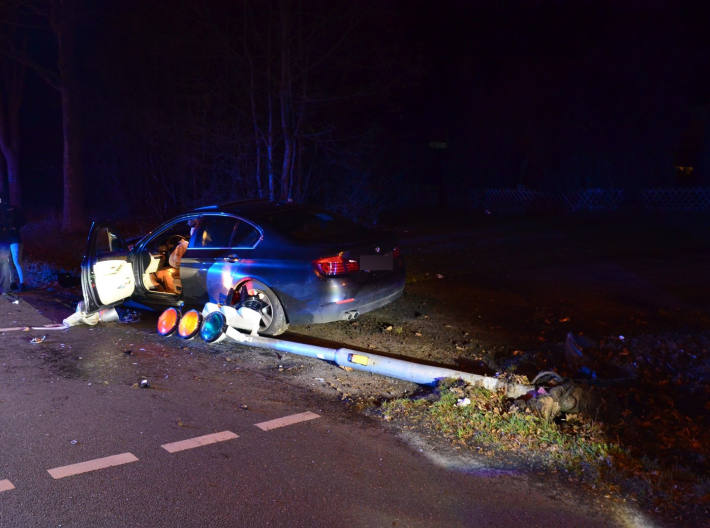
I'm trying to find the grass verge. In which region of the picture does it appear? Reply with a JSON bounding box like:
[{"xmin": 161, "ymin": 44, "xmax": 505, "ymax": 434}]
[{"xmin": 381, "ymin": 380, "xmax": 615, "ymax": 470}]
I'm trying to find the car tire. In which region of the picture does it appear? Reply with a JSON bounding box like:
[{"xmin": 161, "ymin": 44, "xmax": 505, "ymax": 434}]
[{"xmin": 233, "ymin": 279, "xmax": 289, "ymax": 336}]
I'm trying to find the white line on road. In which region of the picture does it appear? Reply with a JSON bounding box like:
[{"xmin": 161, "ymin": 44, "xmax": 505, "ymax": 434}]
[
  {"xmin": 161, "ymin": 431, "xmax": 239, "ymax": 453},
  {"xmin": 0, "ymin": 479, "xmax": 15, "ymax": 492},
  {"xmin": 255, "ymin": 411, "xmax": 320, "ymax": 431},
  {"xmin": 47, "ymin": 452, "xmax": 139, "ymax": 480}
]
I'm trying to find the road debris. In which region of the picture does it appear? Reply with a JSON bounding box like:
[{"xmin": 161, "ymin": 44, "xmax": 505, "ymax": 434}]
[
  {"xmin": 117, "ymin": 307, "xmax": 140, "ymax": 323},
  {"xmin": 30, "ymin": 335, "xmax": 46, "ymax": 344},
  {"xmin": 139, "ymin": 379, "xmax": 150, "ymax": 389}
]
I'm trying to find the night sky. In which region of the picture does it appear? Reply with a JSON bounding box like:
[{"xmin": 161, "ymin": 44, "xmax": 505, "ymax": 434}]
[{"xmin": 5, "ymin": 1, "xmax": 710, "ymax": 222}]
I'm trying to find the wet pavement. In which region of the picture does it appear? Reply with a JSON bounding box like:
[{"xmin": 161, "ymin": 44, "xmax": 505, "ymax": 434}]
[{"xmin": 0, "ymin": 293, "xmax": 632, "ymax": 527}]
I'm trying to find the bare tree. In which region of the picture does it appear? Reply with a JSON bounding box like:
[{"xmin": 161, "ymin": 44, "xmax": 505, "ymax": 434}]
[
  {"xmin": 2, "ymin": 0, "xmax": 85, "ymax": 230},
  {"xmin": 0, "ymin": 2, "xmax": 25, "ymax": 206},
  {"xmin": 0, "ymin": 54, "xmax": 24, "ymax": 206},
  {"xmin": 49, "ymin": 0, "xmax": 85, "ymax": 231}
]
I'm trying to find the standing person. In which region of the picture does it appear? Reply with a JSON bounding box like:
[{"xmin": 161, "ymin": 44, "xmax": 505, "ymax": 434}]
[
  {"xmin": 0, "ymin": 194, "xmax": 25, "ymax": 291},
  {"xmin": 0, "ymin": 245, "xmax": 10, "ymax": 293}
]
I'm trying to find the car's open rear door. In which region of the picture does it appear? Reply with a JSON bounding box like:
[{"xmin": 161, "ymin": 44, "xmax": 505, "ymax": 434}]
[{"xmin": 80, "ymin": 222, "xmax": 136, "ymax": 313}]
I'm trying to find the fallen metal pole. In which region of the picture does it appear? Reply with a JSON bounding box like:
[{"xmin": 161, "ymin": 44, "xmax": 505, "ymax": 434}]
[{"xmin": 224, "ymin": 327, "xmax": 533, "ymax": 398}]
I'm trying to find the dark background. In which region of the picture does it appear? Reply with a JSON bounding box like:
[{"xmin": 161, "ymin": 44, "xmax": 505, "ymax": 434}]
[{"xmin": 5, "ymin": 0, "xmax": 710, "ymax": 224}]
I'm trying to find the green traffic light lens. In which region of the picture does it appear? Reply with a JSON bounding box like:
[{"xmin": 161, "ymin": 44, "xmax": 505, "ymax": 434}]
[{"xmin": 201, "ymin": 311, "xmax": 227, "ymax": 343}]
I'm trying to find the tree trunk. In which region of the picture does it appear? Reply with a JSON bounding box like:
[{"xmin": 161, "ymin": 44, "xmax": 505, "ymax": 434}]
[
  {"xmin": 0, "ymin": 153, "xmax": 5, "ymax": 198},
  {"xmin": 59, "ymin": 83, "xmax": 84, "ymax": 231},
  {"xmin": 279, "ymin": 0, "xmax": 293, "ymax": 202},
  {"xmin": 243, "ymin": 0, "xmax": 263, "ymax": 199},
  {"xmin": 4, "ymin": 148, "xmax": 21, "ymax": 206},
  {"xmin": 0, "ymin": 56, "xmax": 24, "ymax": 206},
  {"xmin": 53, "ymin": 1, "xmax": 86, "ymax": 232}
]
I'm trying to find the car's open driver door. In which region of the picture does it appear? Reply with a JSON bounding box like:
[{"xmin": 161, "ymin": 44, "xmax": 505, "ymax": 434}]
[{"xmin": 80, "ymin": 222, "xmax": 136, "ymax": 313}]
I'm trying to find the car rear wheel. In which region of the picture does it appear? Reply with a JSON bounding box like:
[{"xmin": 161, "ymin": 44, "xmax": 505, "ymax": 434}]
[{"xmin": 232, "ymin": 279, "xmax": 288, "ymax": 336}]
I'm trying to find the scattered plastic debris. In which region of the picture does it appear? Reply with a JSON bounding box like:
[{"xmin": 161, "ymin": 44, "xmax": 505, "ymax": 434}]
[
  {"xmin": 98, "ymin": 308, "xmax": 120, "ymax": 323},
  {"xmin": 456, "ymin": 397, "xmax": 471, "ymax": 407},
  {"xmin": 240, "ymin": 404, "xmax": 248, "ymax": 410},
  {"xmin": 117, "ymin": 308, "xmax": 140, "ymax": 323},
  {"xmin": 30, "ymin": 335, "xmax": 46, "ymax": 344},
  {"xmin": 63, "ymin": 301, "xmax": 100, "ymax": 327},
  {"xmin": 139, "ymin": 379, "xmax": 150, "ymax": 389},
  {"xmin": 11, "ymin": 299, "xmax": 19, "ymax": 305},
  {"xmin": 70, "ymin": 440, "xmax": 78, "ymax": 445}
]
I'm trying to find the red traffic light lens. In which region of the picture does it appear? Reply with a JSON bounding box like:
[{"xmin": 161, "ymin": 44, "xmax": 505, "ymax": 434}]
[{"xmin": 157, "ymin": 307, "xmax": 180, "ymax": 336}]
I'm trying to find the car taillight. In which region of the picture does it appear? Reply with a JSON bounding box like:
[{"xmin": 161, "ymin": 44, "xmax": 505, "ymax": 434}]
[
  {"xmin": 392, "ymin": 247, "xmax": 401, "ymax": 258},
  {"xmin": 313, "ymin": 255, "xmax": 359, "ymax": 277}
]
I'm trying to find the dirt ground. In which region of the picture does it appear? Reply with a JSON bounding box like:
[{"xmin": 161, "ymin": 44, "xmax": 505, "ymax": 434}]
[{"xmin": 14, "ymin": 210, "xmax": 710, "ymax": 526}]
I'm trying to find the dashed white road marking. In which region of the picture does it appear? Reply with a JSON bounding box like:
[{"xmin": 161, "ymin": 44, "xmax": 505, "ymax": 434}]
[
  {"xmin": 161, "ymin": 431, "xmax": 239, "ymax": 453},
  {"xmin": 0, "ymin": 479, "xmax": 15, "ymax": 492},
  {"xmin": 47, "ymin": 452, "xmax": 139, "ymax": 480},
  {"xmin": 255, "ymin": 411, "xmax": 320, "ymax": 431}
]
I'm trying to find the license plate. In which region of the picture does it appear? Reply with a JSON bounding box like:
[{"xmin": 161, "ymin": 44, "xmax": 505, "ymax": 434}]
[{"xmin": 360, "ymin": 254, "xmax": 393, "ymax": 271}]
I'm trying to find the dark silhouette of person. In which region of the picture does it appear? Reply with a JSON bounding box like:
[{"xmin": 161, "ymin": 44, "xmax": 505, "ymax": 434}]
[{"xmin": 0, "ymin": 194, "xmax": 25, "ymax": 291}]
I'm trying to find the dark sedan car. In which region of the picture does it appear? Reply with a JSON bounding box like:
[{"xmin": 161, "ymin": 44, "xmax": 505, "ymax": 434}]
[{"xmin": 81, "ymin": 201, "xmax": 405, "ymax": 335}]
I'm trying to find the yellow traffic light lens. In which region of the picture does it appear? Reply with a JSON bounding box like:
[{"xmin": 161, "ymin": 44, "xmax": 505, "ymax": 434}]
[{"xmin": 177, "ymin": 309, "xmax": 203, "ymax": 339}]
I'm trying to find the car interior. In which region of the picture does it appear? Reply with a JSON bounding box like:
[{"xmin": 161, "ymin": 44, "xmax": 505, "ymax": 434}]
[{"xmin": 142, "ymin": 222, "xmax": 193, "ymax": 294}]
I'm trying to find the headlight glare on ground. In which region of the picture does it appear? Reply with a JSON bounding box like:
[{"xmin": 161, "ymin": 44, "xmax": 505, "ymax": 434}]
[
  {"xmin": 177, "ymin": 309, "xmax": 203, "ymax": 339},
  {"xmin": 157, "ymin": 307, "xmax": 181, "ymax": 336},
  {"xmin": 201, "ymin": 311, "xmax": 228, "ymax": 343}
]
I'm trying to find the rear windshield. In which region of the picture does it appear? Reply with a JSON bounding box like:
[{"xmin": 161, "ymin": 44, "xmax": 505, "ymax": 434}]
[{"xmin": 259, "ymin": 209, "xmax": 371, "ymax": 243}]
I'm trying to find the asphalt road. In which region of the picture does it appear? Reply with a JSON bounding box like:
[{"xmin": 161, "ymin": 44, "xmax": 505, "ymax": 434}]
[{"xmin": 0, "ymin": 294, "xmax": 625, "ymax": 527}]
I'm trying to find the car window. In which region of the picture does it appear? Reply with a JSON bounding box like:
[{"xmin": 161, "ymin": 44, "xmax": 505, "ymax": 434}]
[
  {"xmin": 189, "ymin": 215, "xmax": 260, "ymax": 248},
  {"xmin": 145, "ymin": 221, "xmax": 190, "ymax": 253},
  {"xmin": 94, "ymin": 226, "xmax": 127, "ymax": 255}
]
